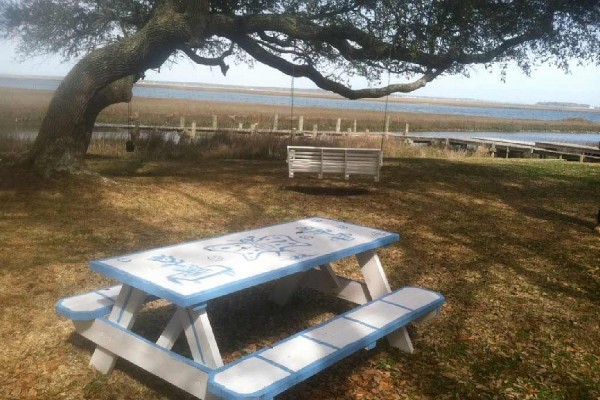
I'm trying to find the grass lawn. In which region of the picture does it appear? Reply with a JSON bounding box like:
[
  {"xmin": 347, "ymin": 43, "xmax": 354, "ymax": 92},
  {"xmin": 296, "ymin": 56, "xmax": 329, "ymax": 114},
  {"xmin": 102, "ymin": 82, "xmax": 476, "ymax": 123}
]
[{"xmin": 0, "ymin": 155, "xmax": 598, "ymax": 400}]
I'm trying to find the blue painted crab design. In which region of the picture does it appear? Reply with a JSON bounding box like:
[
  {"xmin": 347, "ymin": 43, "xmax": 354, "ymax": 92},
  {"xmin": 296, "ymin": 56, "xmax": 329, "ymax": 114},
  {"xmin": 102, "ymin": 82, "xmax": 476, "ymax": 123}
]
[
  {"xmin": 204, "ymin": 235, "xmax": 311, "ymax": 261},
  {"xmin": 295, "ymin": 226, "xmax": 355, "ymax": 241},
  {"xmin": 149, "ymin": 255, "xmax": 235, "ymax": 285}
]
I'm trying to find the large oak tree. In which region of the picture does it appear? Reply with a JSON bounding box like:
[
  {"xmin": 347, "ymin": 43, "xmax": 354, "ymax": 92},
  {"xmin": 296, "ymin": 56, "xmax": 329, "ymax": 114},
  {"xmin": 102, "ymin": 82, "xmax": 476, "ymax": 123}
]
[{"xmin": 1, "ymin": 0, "xmax": 599, "ymax": 176}]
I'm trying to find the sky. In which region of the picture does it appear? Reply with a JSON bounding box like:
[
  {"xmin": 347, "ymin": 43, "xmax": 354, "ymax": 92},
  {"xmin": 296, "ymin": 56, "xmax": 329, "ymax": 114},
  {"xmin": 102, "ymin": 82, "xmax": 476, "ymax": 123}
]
[{"xmin": 1, "ymin": 39, "xmax": 599, "ymax": 106}]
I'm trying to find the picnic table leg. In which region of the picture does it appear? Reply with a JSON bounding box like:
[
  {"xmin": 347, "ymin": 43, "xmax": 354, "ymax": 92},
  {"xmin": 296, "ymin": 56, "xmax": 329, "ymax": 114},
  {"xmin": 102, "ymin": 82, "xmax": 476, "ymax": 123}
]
[
  {"xmin": 89, "ymin": 284, "xmax": 147, "ymax": 373},
  {"xmin": 156, "ymin": 310, "xmax": 184, "ymax": 350},
  {"xmin": 177, "ymin": 305, "xmax": 224, "ymax": 368},
  {"xmin": 269, "ymin": 272, "xmax": 306, "ymax": 306},
  {"xmin": 356, "ymin": 250, "xmax": 391, "ymax": 298},
  {"xmin": 270, "ymin": 264, "xmax": 341, "ymax": 306},
  {"xmin": 317, "ymin": 263, "xmax": 343, "ymax": 291},
  {"xmin": 356, "ymin": 250, "xmax": 415, "ymax": 353}
]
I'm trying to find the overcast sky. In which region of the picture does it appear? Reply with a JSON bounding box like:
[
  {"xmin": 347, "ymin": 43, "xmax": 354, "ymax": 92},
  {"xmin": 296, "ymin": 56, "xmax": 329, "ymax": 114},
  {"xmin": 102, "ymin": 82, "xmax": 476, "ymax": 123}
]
[{"xmin": 1, "ymin": 39, "xmax": 598, "ymax": 106}]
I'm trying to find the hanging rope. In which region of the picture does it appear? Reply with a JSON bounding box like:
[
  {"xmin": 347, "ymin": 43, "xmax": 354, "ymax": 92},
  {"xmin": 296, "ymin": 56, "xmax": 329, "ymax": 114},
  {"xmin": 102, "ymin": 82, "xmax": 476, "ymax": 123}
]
[
  {"xmin": 290, "ymin": 64, "xmax": 295, "ymax": 141},
  {"xmin": 380, "ymin": 8, "xmax": 393, "ymax": 153},
  {"xmin": 125, "ymin": 99, "xmax": 135, "ymax": 152},
  {"xmin": 380, "ymin": 70, "xmax": 391, "ymax": 151},
  {"xmin": 289, "ymin": 39, "xmax": 299, "ymax": 142}
]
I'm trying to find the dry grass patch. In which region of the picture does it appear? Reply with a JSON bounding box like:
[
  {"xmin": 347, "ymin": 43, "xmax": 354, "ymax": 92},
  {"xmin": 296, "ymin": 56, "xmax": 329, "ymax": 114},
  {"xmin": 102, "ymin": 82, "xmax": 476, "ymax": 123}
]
[{"xmin": 0, "ymin": 156, "xmax": 599, "ymax": 400}]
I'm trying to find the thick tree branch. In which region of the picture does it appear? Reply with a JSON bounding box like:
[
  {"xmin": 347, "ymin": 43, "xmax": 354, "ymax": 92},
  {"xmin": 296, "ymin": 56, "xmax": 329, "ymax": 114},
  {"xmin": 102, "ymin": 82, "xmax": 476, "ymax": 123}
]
[
  {"xmin": 180, "ymin": 45, "xmax": 233, "ymax": 75},
  {"xmin": 232, "ymin": 35, "xmax": 442, "ymax": 99},
  {"xmin": 257, "ymin": 31, "xmax": 294, "ymax": 48},
  {"xmin": 210, "ymin": 12, "xmax": 557, "ymax": 71},
  {"xmin": 210, "ymin": 14, "xmax": 439, "ymax": 66}
]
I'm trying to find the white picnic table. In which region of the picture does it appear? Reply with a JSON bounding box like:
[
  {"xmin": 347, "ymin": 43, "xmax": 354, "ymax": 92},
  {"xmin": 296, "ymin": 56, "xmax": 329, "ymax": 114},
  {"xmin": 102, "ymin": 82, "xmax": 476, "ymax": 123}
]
[{"xmin": 57, "ymin": 217, "xmax": 444, "ymax": 399}]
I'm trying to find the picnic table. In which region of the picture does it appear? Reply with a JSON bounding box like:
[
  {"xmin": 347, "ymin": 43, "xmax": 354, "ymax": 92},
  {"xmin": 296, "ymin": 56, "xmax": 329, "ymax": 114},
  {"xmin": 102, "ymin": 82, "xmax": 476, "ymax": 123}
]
[{"xmin": 57, "ymin": 217, "xmax": 444, "ymax": 399}]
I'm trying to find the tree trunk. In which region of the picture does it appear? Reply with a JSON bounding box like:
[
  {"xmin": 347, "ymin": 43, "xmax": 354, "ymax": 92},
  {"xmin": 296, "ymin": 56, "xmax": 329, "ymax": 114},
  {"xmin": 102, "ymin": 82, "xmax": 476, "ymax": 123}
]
[
  {"xmin": 23, "ymin": 1, "xmax": 208, "ymax": 176},
  {"xmin": 22, "ymin": 76, "xmax": 138, "ymax": 175},
  {"xmin": 83, "ymin": 76, "xmax": 138, "ymax": 150}
]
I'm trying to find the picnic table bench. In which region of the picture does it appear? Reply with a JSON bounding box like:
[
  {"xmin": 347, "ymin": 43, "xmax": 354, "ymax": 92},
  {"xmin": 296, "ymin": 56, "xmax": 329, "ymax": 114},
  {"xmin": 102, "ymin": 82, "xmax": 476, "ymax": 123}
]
[
  {"xmin": 56, "ymin": 218, "xmax": 444, "ymax": 399},
  {"xmin": 287, "ymin": 146, "xmax": 383, "ymax": 181}
]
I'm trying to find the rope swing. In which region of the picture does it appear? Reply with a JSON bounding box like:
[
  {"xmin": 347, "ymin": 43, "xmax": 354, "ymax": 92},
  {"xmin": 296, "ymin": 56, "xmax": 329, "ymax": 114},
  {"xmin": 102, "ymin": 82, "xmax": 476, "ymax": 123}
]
[
  {"xmin": 289, "ymin": 42, "xmax": 296, "ymax": 142},
  {"xmin": 125, "ymin": 100, "xmax": 135, "ymax": 152},
  {"xmin": 290, "ymin": 71, "xmax": 295, "ymax": 140},
  {"xmin": 380, "ymin": 70, "xmax": 391, "ymax": 151}
]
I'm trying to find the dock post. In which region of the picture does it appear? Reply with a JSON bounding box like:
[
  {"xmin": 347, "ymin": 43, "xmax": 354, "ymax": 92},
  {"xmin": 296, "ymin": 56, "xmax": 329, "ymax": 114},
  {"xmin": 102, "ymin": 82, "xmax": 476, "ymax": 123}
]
[
  {"xmin": 298, "ymin": 116, "xmax": 304, "ymax": 133},
  {"xmin": 191, "ymin": 122, "xmax": 197, "ymax": 138},
  {"xmin": 505, "ymin": 147, "xmax": 510, "ymax": 159},
  {"xmin": 579, "ymin": 154, "xmax": 584, "ymax": 163},
  {"xmin": 238, "ymin": 122, "xmax": 243, "ymax": 131},
  {"xmin": 273, "ymin": 114, "xmax": 279, "ymax": 131},
  {"xmin": 490, "ymin": 144, "xmax": 496, "ymax": 158},
  {"xmin": 336, "ymin": 118, "xmax": 341, "ymax": 133},
  {"xmin": 353, "ymin": 119, "xmax": 357, "ymax": 133},
  {"xmin": 212, "ymin": 115, "xmax": 218, "ymax": 131},
  {"xmin": 313, "ymin": 124, "xmax": 318, "ymax": 138},
  {"xmin": 404, "ymin": 122, "xmax": 409, "ymax": 136},
  {"xmin": 179, "ymin": 116, "xmax": 186, "ymax": 130}
]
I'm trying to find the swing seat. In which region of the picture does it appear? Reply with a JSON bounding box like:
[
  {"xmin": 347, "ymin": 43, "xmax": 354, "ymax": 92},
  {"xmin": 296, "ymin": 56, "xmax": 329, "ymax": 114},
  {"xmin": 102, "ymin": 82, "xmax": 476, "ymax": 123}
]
[{"xmin": 287, "ymin": 146, "xmax": 382, "ymax": 182}]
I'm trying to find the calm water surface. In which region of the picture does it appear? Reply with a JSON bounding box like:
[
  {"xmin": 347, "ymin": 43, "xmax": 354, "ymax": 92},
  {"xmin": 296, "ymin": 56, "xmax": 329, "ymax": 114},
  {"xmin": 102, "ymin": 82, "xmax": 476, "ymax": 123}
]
[{"xmin": 2, "ymin": 77, "xmax": 599, "ymax": 123}]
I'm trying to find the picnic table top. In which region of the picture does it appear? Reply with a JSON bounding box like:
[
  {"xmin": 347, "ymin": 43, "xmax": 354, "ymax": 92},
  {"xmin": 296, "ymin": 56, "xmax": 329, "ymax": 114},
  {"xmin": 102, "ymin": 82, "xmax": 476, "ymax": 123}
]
[{"xmin": 91, "ymin": 217, "xmax": 399, "ymax": 307}]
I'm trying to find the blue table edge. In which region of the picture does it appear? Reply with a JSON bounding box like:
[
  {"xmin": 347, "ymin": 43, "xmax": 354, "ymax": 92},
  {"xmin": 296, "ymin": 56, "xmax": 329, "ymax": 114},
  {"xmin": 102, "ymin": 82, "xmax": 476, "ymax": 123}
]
[
  {"xmin": 207, "ymin": 287, "xmax": 445, "ymax": 399},
  {"xmin": 90, "ymin": 231, "xmax": 399, "ymax": 308}
]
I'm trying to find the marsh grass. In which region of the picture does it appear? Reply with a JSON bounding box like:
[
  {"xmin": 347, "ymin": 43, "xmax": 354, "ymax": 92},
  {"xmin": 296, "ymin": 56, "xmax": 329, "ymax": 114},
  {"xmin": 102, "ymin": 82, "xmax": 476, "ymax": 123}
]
[
  {"xmin": 0, "ymin": 135, "xmax": 32, "ymax": 158},
  {"xmin": 0, "ymin": 128, "xmax": 483, "ymax": 163},
  {"xmin": 2, "ymin": 87, "xmax": 599, "ymax": 135},
  {"xmin": 82, "ymin": 131, "xmax": 487, "ymax": 162}
]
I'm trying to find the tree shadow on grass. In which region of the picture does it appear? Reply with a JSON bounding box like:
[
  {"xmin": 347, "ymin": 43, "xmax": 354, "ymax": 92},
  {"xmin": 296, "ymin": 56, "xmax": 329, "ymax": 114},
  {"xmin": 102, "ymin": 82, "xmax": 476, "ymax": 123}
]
[
  {"xmin": 67, "ymin": 287, "xmax": 358, "ymax": 400},
  {"xmin": 374, "ymin": 157, "xmax": 600, "ymax": 398},
  {"xmin": 519, "ymin": 205, "xmax": 597, "ymax": 230},
  {"xmin": 284, "ymin": 185, "xmax": 371, "ymax": 196},
  {"xmin": 3, "ymin": 157, "xmax": 599, "ymax": 399},
  {"xmin": 92, "ymin": 158, "xmax": 286, "ymax": 180},
  {"xmin": 381, "ymin": 158, "xmax": 600, "ymax": 298}
]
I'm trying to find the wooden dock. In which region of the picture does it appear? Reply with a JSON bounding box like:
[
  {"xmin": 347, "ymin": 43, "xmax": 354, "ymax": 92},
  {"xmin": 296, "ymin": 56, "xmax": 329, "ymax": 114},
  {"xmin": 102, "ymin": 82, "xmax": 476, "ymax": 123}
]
[{"xmin": 394, "ymin": 135, "xmax": 600, "ymax": 162}]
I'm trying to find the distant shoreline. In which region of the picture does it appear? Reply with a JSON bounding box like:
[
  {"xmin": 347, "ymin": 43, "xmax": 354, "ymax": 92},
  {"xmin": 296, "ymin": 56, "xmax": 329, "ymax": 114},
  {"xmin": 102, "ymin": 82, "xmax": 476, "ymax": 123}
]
[
  {"xmin": 1, "ymin": 73, "xmax": 598, "ymax": 114},
  {"xmin": 2, "ymin": 87, "xmax": 599, "ymax": 135}
]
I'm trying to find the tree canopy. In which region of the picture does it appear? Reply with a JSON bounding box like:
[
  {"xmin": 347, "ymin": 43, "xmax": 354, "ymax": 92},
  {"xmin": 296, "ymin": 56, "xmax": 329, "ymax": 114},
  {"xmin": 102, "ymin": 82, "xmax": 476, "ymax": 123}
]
[{"xmin": 1, "ymin": 0, "xmax": 599, "ymax": 175}]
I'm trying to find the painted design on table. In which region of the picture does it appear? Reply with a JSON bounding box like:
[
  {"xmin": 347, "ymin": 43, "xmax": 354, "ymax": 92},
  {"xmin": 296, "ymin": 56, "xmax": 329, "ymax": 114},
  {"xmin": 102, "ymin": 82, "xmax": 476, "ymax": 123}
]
[
  {"xmin": 204, "ymin": 235, "xmax": 311, "ymax": 261},
  {"xmin": 370, "ymin": 230, "xmax": 390, "ymax": 238},
  {"xmin": 289, "ymin": 253, "xmax": 315, "ymax": 260},
  {"xmin": 295, "ymin": 226, "xmax": 355, "ymax": 241},
  {"xmin": 149, "ymin": 255, "xmax": 234, "ymax": 284}
]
